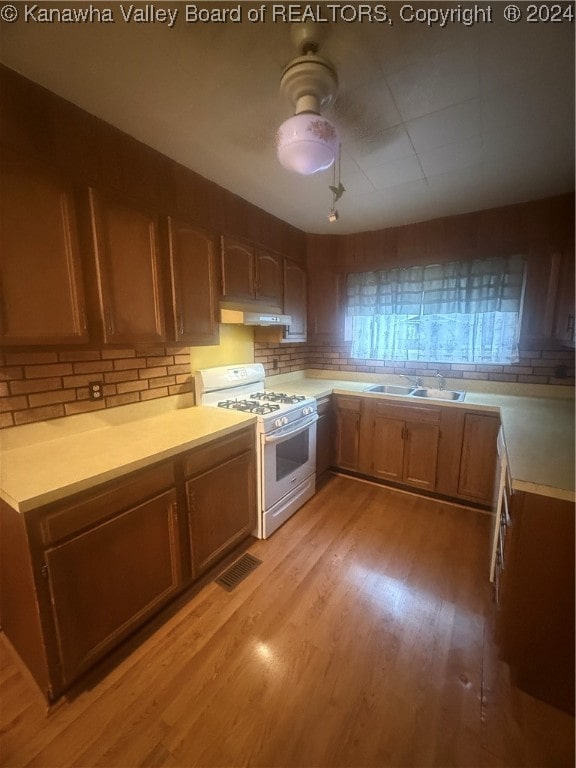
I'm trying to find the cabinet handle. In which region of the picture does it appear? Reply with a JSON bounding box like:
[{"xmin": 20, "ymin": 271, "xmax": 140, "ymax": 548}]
[
  {"xmin": 567, "ymin": 313, "xmax": 575, "ymax": 335},
  {"xmin": 176, "ymin": 314, "xmax": 184, "ymax": 336},
  {"xmin": 105, "ymin": 309, "xmax": 115, "ymax": 335}
]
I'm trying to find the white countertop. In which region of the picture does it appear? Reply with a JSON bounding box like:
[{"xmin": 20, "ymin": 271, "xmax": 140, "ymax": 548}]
[
  {"xmin": 1, "ymin": 374, "xmax": 573, "ymax": 513},
  {"xmin": 0, "ymin": 401, "xmax": 255, "ymax": 513},
  {"xmin": 267, "ymin": 371, "xmax": 575, "ymax": 501}
]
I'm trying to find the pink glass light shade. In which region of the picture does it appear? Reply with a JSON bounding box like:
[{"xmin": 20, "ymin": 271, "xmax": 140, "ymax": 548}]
[{"xmin": 276, "ymin": 113, "xmax": 338, "ymax": 175}]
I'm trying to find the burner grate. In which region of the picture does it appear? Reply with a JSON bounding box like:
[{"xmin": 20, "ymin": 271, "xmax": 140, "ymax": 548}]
[
  {"xmin": 217, "ymin": 399, "xmax": 280, "ymax": 413},
  {"xmin": 251, "ymin": 391, "xmax": 307, "ymax": 405},
  {"xmin": 215, "ymin": 553, "xmax": 262, "ymax": 591}
]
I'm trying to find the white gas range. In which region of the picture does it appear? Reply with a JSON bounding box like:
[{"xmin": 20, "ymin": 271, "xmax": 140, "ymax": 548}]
[{"xmin": 194, "ymin": 364, "xmax": 318, "ymax": 539}]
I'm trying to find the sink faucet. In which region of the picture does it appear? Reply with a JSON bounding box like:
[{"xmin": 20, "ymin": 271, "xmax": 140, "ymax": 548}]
[
  {"xmin": 436, "ymin": 371, "xmax": 446, "ymax": 390},
  {"xmin": 401, "ymin": 373, "xmax": 423, "ymax": 388}
]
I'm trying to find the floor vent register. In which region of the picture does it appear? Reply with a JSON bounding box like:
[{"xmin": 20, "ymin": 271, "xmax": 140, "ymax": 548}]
[{"xmin": 215, "ymin": 553, "xmax": 262, "ymax": 591}]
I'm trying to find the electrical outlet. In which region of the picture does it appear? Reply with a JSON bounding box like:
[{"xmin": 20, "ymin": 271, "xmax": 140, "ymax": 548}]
[
  {"xmin": 88, "ymin": 381, "xmax": 104, "ymax": 401},
  {"xmin": 272, "ymin": 358, "xmax": 278, "ymax": 370}
]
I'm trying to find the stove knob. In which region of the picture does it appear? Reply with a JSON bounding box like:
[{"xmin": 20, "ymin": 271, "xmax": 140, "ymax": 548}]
[
  {"xmin": 303, "ymin": 406, "xmax": 312, "ymax": 416},
  {"xmin": 274, "ymin": 418, "xmax": 283, "ymax": 428},
  {"xmin": 282, "ymin": 416, "xmax": 289, "ymax": 426}
]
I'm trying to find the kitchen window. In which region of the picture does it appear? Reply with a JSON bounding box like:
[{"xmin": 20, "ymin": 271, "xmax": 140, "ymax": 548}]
[{"xmin": 346, "ymin": 256, "xmax": 526, "ymax": 364}]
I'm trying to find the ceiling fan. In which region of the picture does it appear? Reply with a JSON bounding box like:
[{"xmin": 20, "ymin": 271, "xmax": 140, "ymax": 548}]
[{"xmin": 275, "ymin": 22, "xmax": 340, "ymax": 176}]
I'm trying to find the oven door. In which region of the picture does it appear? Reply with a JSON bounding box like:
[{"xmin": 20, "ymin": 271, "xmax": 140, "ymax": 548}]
[{"xmin": 261, "ymin": 414, "xmax": 317, "ymax": 511}]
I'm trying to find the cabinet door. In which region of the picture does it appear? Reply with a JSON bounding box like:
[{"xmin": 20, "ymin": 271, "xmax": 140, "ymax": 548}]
[
  {"xmin": 497, "ymin": 491, "xmax": 575, "ymax": 715},
  {"xmin": 333, "ymin": 397, "xmax": 361, "ymax": 472},
  {"xmin": 0, "ymin": 161, "xmax": 88, "ymax": 345},
  {"xmin": 368, "ymin": 415, "xmax": 405, "ymax": 482},
  {"xmin": 255, "ymin": 249, "xmax": 282, "ymax": 308},
  {"xmin": 521, "ymin": 247, "xmax": 561, "ymax": 342},
  {"xmin": 316, "ymin": 396, "xmax": 333, "ymax": 477},
  {"xmin": 457, "ymin": 413, "xmax": 499, "ymax": 504},
  {"xmin": 553, "ymin": 247, "xmax": 575, "ymax": 346},
  {"xmin": 404, "ymin": 421, "xmax": 440, "ymax": 490},
  {"xmin": 308, "ymin": 268, "xmax": 344, "ymax": 343},
  {"xmin": 44, "ymin": 489, "xmax": 181, "ymax": 687},
  {"xmin": 168, "ymin": 218, "xmax": 220, "ymax": 345},
  {"xmin": 186, "ymin": 450, "xmax": 256, "ymax": 577},
  {"xmin": 283, "ymin": 259, "xmax": 307, "ymax": 342},
  {"xmin": 221, "ymin": 236, "xmax": 255, "ymax": 301},
  {"xmin": 89, "ymin": 189, "xmax": 166, "ymax": 343}
]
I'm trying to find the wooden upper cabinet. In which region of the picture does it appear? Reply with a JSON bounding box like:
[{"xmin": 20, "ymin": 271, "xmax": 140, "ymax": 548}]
[
  {"xmin": 519, "ymin": 246, "xmax": 576, "ymax": 344},
  {"xmin": 88, "ymin": 189, "xmax": 166, "ymax": 344},
  {"xmin": 553, "ymin": 246, "xmax": 575, "ymax": 347},
  {"xmin": 307, "ymin": 268, "xmax": 344, "ymax": 343},
  {"xmin": 283, "ymin": 259, "xmax": 307, "ymax": 342},
  {"xmin": 0, "ymin": 160, "xmax": 89, "ymax": 345},
  {"xmin": 255, "ymin": 249, "xmax": 283, "ymax": 307},
  {"xmin": 221, "ymin": 236, "xmax": 255, "ymax": 302},
  {"xmin": 167, "ymin": 218, "xmax": 220, "ymax": 346},
  {"xmin": 253, "ymin": 257, "xmax": 307, "ymax": 344},
  {"xmin": 221, "ymin": 236, "xmax": 282, "ymax": 309}
]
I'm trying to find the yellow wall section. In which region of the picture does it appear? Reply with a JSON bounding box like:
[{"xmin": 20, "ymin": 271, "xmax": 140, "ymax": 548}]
[{"xmin": 189, "ymin": 324, "xmax": 254, "ymax": 371}]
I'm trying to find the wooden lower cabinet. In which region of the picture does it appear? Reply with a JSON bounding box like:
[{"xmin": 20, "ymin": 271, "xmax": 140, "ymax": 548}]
[
  {"xmin": 457, "ymin": 412, "xmax": 500, "ymax": 504},
  {"xmin": 183, "ymin": 428, "xmax": 256, "ymax": 578},
  {"xmin": 44, "ymin": 488, "xmax": 181, "ymax": 687},
  {"xmin": 333, "ymin": 396, "xmax": 361, "ymax": 472},
  {"xmin": 360, "ymin": 400, "xmax": 440, "ymax": 492},
  {"xmin": 185, "ymin": 435, "xmax": 256, "ymax": 577},
  {"xmin": 315, "ymin": 395, "xmax": 333, "ymax": 477},
  {"xmin": 0, "ymin": 427, "xmax": 257, "ymax": 702},
  {"xmin": 497, "ymin": 490, "xmax": 575, "ymax": 715},
  {"xmin": 333, "ymin": 395, "xmax": 498, "ymax": 506}
]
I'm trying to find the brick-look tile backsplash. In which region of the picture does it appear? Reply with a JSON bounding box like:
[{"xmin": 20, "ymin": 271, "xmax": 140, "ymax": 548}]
[
  {"xmin": 2, "ymin": 341, "xmax": 572, "ymax": 429},
  {"xmin": 255, "ymin": 342, "xmax": 575, "ymax": 386},
  {"xmin": 0, "ymin": 346, "xmax": 193, "ymax": 428}
]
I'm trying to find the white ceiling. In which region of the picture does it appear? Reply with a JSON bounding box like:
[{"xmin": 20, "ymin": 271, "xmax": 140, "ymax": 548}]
[{"xmin": 1, "ymin": 2, "xmax": 574, "ymax": 234}]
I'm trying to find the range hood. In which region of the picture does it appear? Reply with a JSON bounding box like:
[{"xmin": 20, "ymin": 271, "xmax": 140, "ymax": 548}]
[{"xmin": 220, "ymin": 308, "xmax": 292, "ymax": 326}]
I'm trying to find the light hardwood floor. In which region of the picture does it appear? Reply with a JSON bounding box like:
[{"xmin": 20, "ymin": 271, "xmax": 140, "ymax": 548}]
[{"xmin": 1, "ymin": 474, "xmax": 574, "ymax": 767}]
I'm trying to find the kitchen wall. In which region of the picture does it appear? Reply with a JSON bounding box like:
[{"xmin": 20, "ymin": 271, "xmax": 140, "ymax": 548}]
[
  {"xmin": 1, "ymin": 66, "xmax": 573, "ymax": 430},
  {"xmin": 0, "ymin": 326, "xmax": 256, "ymax": 429},
  {"xmin": 0, "ymin": 346, "xmax": 192, "ymax": 428}
]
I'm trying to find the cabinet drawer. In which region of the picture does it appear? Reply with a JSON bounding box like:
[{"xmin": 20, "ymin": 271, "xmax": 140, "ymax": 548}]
[
  {"xmin": 40, "ymin": 462, "xmax": 175, "ymax": 545},
  {"xmin": 369, "ymin": 400, "xmax": 441, "ymax": 424},
  {"xmin": 183, "ymin": 428, "xmax": 254, "ymax": 478},
  {"xmin": 334, "ymin": 396, "xmax": 361, "ymax": 413}
]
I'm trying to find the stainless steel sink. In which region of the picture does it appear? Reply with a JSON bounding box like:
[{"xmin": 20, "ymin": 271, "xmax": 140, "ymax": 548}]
[
  {"xmin": 410, "ymin": 388, "xmax": 465, "ymax": 402},
  {"xmin": 364, "ymin": 384, "xmax": 415, "ymax": 396}
]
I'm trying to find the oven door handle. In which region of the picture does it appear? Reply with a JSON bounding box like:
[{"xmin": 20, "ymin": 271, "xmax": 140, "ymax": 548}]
[{"xmin": 263, "ymin": 413, "xmax": 318, "ymax": 444}]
